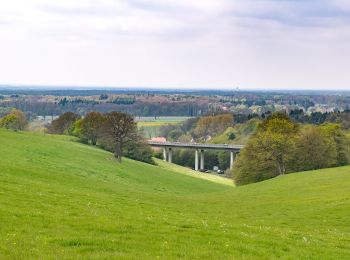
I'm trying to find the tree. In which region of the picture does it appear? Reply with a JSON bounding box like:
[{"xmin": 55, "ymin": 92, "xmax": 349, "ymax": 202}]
[
  {"xmin": 259, "ymin": 113, "xmax": 299, "ymax": 175},
  {"xmin": 143, "ymin": 106, "xmax": 150, "ymax": 116},
  {"xmin": 123, "ymin": 137, "xmax": 154, "ymax": 164},
  {"xmin": 101, "ymin": 112, "xmax": 137, "ymax": 163},
  {"xmin": 71, "ymin": 119, "xmax": 88, "ymax": 143},
  {"xmin": 218, "ymin": 152, "xmax": 230, "ymax": 170},
  {"xmin": 99, "ymin": 94, "xmax": 108, "ymax": 100},
  {"xmin": 0, "ymin": 109, "xmax": 28, "ymax": 131},
  {"xmin": 193, "ymin": 113, "xmax": 233, "ymax": 141},
  {"xmin": 233, "ymin": 113, "xmax": 299, "ymax": 186},
  {"xmin": 319, "ymin": 124, "xmax": 350, "ymax": 166},
  {"xmin": 47, "ymin": 112, "xmax": 80, "ymax": 134},
  {"xmin": 80, "ymin": 112, "xmax": 103, "ymax": 145},
  {"xmin": 292, "ymin": 127, "xmax": 337, "ymax": 171},
  {"xmin": 339, "ymin": 112, "xmax": 350, "ymax": 130},
  {"xmin": 167, "ymin": 129, "xmax": 183, "ymax": 141}
]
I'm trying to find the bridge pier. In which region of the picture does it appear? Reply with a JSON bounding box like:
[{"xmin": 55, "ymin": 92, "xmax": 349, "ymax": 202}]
[
  {"xmin": 163, "ymin": 148, "xmax": 167, "ymax": 161},
  {"xmin": 230, "ymin": 151, "xmax": 236, "ymax": 170},
  {"xmin": 195, "ymin": 149, "xmax": 199, "ymax": 171},
  {"xmin": 168, "ymin": 148, "xmax": 172, "ymax": 163},
  {"xmin": 200, "ymin": 150, "xmax": 205, "ymax": 170}
]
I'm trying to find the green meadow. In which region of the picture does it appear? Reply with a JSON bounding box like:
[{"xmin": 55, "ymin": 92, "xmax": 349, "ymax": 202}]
[{"xmin": 0, "ymin": 129, "xmax": 350, "ymax": 259}]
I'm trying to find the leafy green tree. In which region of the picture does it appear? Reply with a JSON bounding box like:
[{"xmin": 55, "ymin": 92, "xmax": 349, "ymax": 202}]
[
  {"xmin": 0, "ymin": 109, "xmax": 28, "ymax": 131},
  {"xmin": 218, "ymin": 152, "xmax": 230, "ymax": 170},
  {"xmin": 319, "ymin": 124, "xmax": 350, "ymax": 166},
  {"xmin": 71, "ymin": 119, "xmax": 89, "ymax": 143},
  {"xmin": 47, "ymin": 112, "xmax": 80, "ymax": 135},
  {"xmin": 234, "ymin": 113, "xmax": 299, "ymax": 186},
  {"xmin": 101, "ymin": 112, "xmax": 137, "ymax": 163},
  {"xmin": 172, "ymin": 149, "xmax": 195, "ymax": 168},
  {"xmin": 292, "ymin": 127, "xmax": 337, "ymax": 171},
  {"xmin": 193, "ymin": 114, "xmax": 233, "ymax": 140},
  {"xmin": 123, "ymin": 138, "xmax": 154, "ymax": 164},
  {"xmin": 167, "ymin": 129, "xmax": 183, "ymax": 141},
  {"xmin": 80, "ymin": 112, "xmax": 103, "ymax": 145},
  {"xmin": 256, "ymin": 113, "xmax": 299, "ymax": 175}
]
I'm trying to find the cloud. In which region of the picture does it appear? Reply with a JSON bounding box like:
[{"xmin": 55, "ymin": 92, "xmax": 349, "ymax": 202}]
[
  {"xmin": 2, "ymin": 0, "xmax": 350, "ymax": 39},
  {"xmin": 0, "ymin": 0, "xmax": 350, "ymax": 89}
]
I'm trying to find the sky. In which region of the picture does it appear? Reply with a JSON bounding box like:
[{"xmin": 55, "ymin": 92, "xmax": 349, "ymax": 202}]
[{"xmin": 0, "ymin": 0, "xmax": 350, "ymax": 90}]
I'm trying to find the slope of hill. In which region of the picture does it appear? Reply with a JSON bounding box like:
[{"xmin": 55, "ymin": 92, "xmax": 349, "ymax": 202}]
[
  {"xmin": 155, "ymin": 158, "xmax": 234, "ymax": 187},
  {"xmin": 0, "ymin": 129, "xmax": 350, "ymax": 259},
  {"xmin": 210, "ymin": 119, "xmax": 260, "ymax": 144}
]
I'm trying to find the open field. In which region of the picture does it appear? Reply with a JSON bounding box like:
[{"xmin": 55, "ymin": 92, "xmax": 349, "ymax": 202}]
[{"xmin": 1, "ymin": 129, "xmax": 350, "ymax": 259}]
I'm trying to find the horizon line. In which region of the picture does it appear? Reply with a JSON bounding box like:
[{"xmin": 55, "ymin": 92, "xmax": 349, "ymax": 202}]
[{"xmin": 1, "ymin": 84, "xmax": 350, "ymax": 93}]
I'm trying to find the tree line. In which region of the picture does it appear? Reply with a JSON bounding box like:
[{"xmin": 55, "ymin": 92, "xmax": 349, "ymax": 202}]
[
  {"xmin": 1, "ymin": 100, "xmax": 210, "ymax": 117},
  {"xmin": 233, "ymin": 109, "xmax": 350, "ymax": 128},
  {"xmin": 0, "ymin": 108, "xmax": 154, "ymax": 164},
  {"xmin": 47, "ymin": 111, "xmax": 154, "ymax": 164},
  {"xmin": 233, "ymin": 113, "xmax": 350, "ymax": 185}
]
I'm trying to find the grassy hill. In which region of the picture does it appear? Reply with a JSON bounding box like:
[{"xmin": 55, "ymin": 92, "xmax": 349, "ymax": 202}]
[
  {"xmin": 1, "ymin": 129, "xmax": 350, "ymax": 259},
  {"xmin": 154, "ymin": 158, "xmax": 234, "ymax": 187}
]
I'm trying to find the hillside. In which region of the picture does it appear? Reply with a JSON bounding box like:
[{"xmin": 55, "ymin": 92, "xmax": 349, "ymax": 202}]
[
  {"xmin": 1, "ymin": 129, "xmax": 350, "ymax": 259},
  {"xmin": 155, "ymin": 158, "xmax": 234, "ymax": 187},
  {"xmin": 210, "ymin": 119, "xmax": 260, "ymax": 145}
]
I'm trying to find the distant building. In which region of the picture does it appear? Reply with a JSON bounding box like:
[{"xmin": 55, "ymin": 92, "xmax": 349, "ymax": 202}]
[
  {"xmin": 149, "ymin": 137, "xmax": 166, "ymax": 142},
  {"xmin": 149, "ymin": 137, "xmax": 167, "ymax": 153}
]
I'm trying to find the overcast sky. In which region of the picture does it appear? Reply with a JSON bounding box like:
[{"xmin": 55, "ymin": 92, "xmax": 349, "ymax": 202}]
[{"xmin": 1, "ymin": 0, "xmax": 350, "ymax": 90}]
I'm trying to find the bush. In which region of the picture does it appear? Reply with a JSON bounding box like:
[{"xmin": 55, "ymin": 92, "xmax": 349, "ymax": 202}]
[{"xmin": 228, "ymin": 132, "xmax": 236, "ymax": 140}]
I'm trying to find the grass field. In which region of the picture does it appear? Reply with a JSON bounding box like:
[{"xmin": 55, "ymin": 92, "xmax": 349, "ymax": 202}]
[
  {"xmin": 1, "ymin": 129, "xmax": 350, "ymax": 259},
  {"xmin": 155, "ymin": 158, "xmax": 234, "ymax": 187}
]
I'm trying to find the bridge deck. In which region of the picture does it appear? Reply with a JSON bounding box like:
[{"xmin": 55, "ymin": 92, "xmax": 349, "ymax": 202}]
[{"xmin": 148, "ymin": 141, "xmax": 244, "ymax": 151}]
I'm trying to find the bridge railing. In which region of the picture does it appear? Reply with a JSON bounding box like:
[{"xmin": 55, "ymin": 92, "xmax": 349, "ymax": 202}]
[{"xmin": 147, "ymin": 141, "xmax": 244, "ymax": 150}]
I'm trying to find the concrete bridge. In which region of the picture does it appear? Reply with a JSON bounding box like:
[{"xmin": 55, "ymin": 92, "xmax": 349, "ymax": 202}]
[{"xmin": 148, "ymin": 141, "xmax": 245, "ymax": 171}]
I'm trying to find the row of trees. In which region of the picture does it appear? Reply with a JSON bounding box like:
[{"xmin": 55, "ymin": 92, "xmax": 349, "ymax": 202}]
[
  {"xmin": 1, "ymin": 99, "xmax": 210, "ymax": 117},
  {"xmin": 233, "ymin": 109, "xmax": 350, "ymax": 128},
  {"xmin": 234, "ymin": 113, "xmax": 350, "ymax": 185},
  {"xmin": 48, "ymin": 111, "xmax": 154, "ymax": 164}
]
